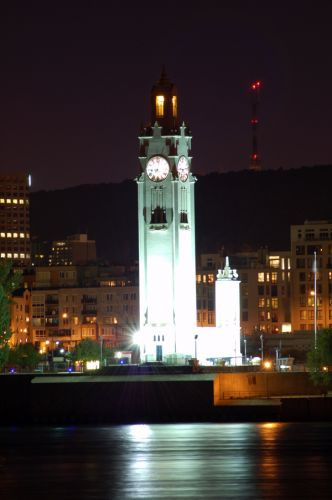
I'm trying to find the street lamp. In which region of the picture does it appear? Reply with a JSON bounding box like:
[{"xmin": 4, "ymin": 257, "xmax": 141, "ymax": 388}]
[
  {"xmin": 194, "ymin": 334, "xmax": 198, "ymax": 359},
  {"xmin": 260, "ymin": 334, "xmax": 264, "ymax": 361},
  {"xmin": 100, "ymin": 336, "xmax": 104, "ymax": 367},
  {"xmin": 313, "ymin": 251, "xmax": 317, "ymax": 350}
]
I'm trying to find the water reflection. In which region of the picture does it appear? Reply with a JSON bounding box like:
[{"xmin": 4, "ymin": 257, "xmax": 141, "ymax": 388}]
[{"xmin": 0, "ymin": 423, "xmax": 332, "ymax": 499}]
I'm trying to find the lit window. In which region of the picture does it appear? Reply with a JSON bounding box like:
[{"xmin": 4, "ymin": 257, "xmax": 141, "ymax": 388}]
[
  {"xmin": 208, "ymin": 274, "xmax": 214, "ymax": 283},
  {"xmin": 300, "ymin": 310, "xmax": 307, "ymax": 320},
  {"xmin": 0, "ymin": 199, "xmax": 4, "ymax": 204},
  {"xmin": 0, "ymin": 233, "xmax": 5, "ymax": 238},
  {"xmin": 19, "ymin": 199, "xmax": 24, "ymax": 204},
  {"xmin": 172, "ymin": 95, "xmax": 177, "ymax": 117},
  {"xmin": 266, "ymin": 273, "xmax": 270, "ymax": 282},
  {"xmin": 196, "ymin": 274, "xmax": 201, "ymax": 283},
  {"xmin": 156, "ymin": 95, "xmax": 164, "ymax": 117},
  {"xmin": 271, "ymin": 272, "xmax": 278, "ymax": 283},
  {"xmin": 202, "ymin": 275, "xmax": 207, "ymax": 283},
  {"xmin": 13, "ymin": 253, "xmax": 18, "ymax": 258},
  {"xmin": 20, "ymin": 253, "xmax": 25, "ymax": 258},
  {"xmin": 20, "ymin": 233, "xmax": 25, "ymax": 238},
  {"xmin": 269, "ymin": 256, "xmax": 280, "ymax": 268},
  {"xmin": 12, "ymin": 199, "xmax": 18, "ymax": 204},
  {"xmin": 7, "ymin": 253, "xmax": 12, "ymax": 258},
  {"xmin": 258, "ymin": 297, "xmax": 265, "ymax": 308},
  {"xmin": 0, "ymin": 253, "xmax": 5, "ymax": 258},
  {"xmin": 13, "ymin": 232, "xmax": 18, "ymax": 238},
  {"xmin": 6, "ymin": 199, "xmax": 11, "ymax": 204},
  {"xmin": 258, "ymin": 272, "xmax": 264, "ymax": 282},
  {"xmin": 271, "ymin": 297, "xmax": 278, "ymax": 309},
  {"xmin": 6, "ymin": 233, "xmax": 12, "ymax": 238}
]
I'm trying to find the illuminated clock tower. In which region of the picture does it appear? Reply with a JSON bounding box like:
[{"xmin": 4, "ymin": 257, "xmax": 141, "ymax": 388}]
[{"xmin": 136, "ymin": 69, "xmax": 196, "ymax": 362}]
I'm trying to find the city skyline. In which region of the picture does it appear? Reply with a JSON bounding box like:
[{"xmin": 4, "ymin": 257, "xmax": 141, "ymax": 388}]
[{"xmin": 1, "ymin": 4, "xmax": 332, "ymax": 191}]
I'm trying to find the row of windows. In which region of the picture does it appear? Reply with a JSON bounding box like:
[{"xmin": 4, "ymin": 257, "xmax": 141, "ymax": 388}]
[
  {"xmin": 257, "ymin": 272, "xmax": 278, "ymax": 283},
  {"xmin": 0, "ymin": 198, "xmax": 27, "ymax": 205},
  {"xmin": 32, "ymin": 293, "xmax": 138, "ymax": 305},
  {"xmin": 296, "ymin": 257, "xmax": 326, "ymax": 268},
  {"xmin": 298, "ymin": 284, "xmax": 332, "ymax": 294},
  {"xmin": 299, "ymin": 310, "xmax": 329, "ymax": 320},
  {"xmin": 258, "ymin": 311, "xmax": 278, "ymax": 322},
  {"xmin": 0, "ymin": 252, "xmax": 30, "ymax": 259},
  {"xmin": 196, "ymin": 274, "xmax": 215, "ymax": 284},
  {"xmin": 299, "ymin": 324, "xmax": 324, "ymax": 330},
  {"xmin": 258, "ymin": 297, "xmax": 278, "ymax": 308},
  {"xmin": 0, "ymin": 232, "xmax": 29, "ymax": 238}
]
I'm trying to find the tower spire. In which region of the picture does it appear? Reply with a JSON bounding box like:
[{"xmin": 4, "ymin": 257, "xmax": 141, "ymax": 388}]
[{"xmin": 150, "ymin": 69, "xmax": 178, "ymax": 132}]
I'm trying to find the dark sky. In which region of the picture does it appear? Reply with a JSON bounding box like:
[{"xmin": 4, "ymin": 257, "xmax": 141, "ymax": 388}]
[{"xmin": 1, "ymin": 3, "xmax": 332, "ymax": 191}]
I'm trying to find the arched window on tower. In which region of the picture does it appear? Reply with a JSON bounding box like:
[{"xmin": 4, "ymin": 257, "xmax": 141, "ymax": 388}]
[
  {"xmin": 156, "ymin": 95, "xmax": 164, "ymax": 117},
  {"xmin": 150, "ymin": 187, "xmax": 167, "ymax": 224},
  {"xmin": 172, "ymin": 96, "xmax": 177, "ymax": 118},
  {"xmin": 180, "ymin": 186, "xmax": 188, "ymax": 224}
]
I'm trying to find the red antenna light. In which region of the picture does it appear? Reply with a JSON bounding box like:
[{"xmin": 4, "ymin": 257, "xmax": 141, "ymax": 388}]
[
  {"xmin": 249, "ymin": 80, "xmax": 262, "ymax": 171},
  {"xmin": 251, "ymin": 80, "xmax": 261, "ymax": 91}
]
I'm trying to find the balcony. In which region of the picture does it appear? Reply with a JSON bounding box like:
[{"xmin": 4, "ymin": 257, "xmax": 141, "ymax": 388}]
[
  {"xmin": 45, "ymin": 319, "xmax": 59, "ymax": 327},
  {"xmin": 82, "ymin": 316, "xmax": 97, "ymax": 325},
  {"xmin": 82, "ymin": 309, "xmax": 97, "ymax": 315},
  {"xmin": 49, "ymin": 329, "xmax": 71, "ymax": 337},
  {"xmin": 81, "ymin": 297, "xmax": 97, "ymax": 304},
  {"xmin": 45, "ymin": 297, "xmax": 59, "ymax": 304}
]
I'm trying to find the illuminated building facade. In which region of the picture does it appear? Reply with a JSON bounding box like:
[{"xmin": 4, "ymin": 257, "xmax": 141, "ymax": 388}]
[
  {"xmin": 28, "ymin": 265, "xmax": 138, "ymax": 351},
  {"xmin": 30, "ymin": 284, "xmax": 138, "ymax": 352},
  {"xmin": 196, "ymin": 249, "xmax": 291, "ymax": 335},
  {"xmin": 10, "ymin": 288, "xmax": 31, "ymax": 346},
  {"xmin": 0, "ymin": 173, "xmax": 31, "ymax": 265},
  {"xmin": 290, "ymin": 220, "xmax": 332, "ymax": 332},
  {"xmin": 49, "ymin": 234, "xmax": 97, "ymax": 266}
]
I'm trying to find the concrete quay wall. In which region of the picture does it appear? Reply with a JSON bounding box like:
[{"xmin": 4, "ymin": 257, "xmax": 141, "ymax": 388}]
[
  {"xmin": 1, "ymin": 372, "xmax": 331, "ymax": 424},
  {"xmin": 214, "ymin": 372, "xmax": 323, "ymax": 402}
]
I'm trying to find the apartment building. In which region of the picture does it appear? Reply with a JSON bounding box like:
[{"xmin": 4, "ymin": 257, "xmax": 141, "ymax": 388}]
[
  {"xmin": 196, "ymin": 249, "xmax": 291, "ymax": 335},
  {"xmin": 0, "ymin": 173, "xmax": 30, "ymax": 265},
  {"xmin": 48, "ymin": 234, "xmax": 97, "ymax": 266},
  {"xmin": 22, "ymin": 265, "xmax": 139, "ymax": 354},
  {"xmin": 290, "ymin": 220, "xmax": 332, "ymax": 332},
  {"xmin": 10, "ymin": 288, "xmax": 31, "ymax": 346}
]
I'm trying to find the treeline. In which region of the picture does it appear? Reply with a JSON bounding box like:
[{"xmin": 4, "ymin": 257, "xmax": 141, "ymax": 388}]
[{"xmin": 30, "ymin": 165, "xmax": 332, "ymax": 263}]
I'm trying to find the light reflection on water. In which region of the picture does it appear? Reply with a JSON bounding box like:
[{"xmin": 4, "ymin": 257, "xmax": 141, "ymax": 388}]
[{"xmin": 0, "ymin": 422, "xmax": 332, "ymax": 499}]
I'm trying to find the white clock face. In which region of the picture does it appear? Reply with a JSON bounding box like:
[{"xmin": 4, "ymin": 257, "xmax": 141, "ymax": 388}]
[
  {"xmin": 146, "ymin": 155, "xmax": 170, "ymax": 182},
  {"xmin": 177, "ymin": 156, "xmax": 189, "ymax": 182}
]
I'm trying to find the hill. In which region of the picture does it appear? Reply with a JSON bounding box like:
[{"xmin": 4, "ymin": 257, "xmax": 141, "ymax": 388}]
[{"xmin": 30, "ymin": 165, "xmax": 332, "ymax": 263}]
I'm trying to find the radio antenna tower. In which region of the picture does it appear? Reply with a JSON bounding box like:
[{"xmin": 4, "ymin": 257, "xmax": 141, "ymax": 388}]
[{"xmin": 249, "ymin": 80, "xmax": 262, "ymax": 171}]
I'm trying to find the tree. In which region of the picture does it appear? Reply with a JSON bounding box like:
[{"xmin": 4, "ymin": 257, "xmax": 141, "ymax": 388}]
[
  {"xmin": 0, "ymin": 261, "xmax": 22, "ymax": 369},
  {"xmin": 72, "ymin": 338, "xmax": 101, "ymax": 363},
  {"xmin": 307, "ymin": 329, "xmax": 332, "ymax": 387},
  {"xmin": 7, "ymin": 343, "xmax": 41, "ymax": 371}
]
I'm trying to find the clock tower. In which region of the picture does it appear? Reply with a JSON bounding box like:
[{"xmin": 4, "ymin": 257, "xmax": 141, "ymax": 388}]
[{"xmin": 136, "ymin": 70, "xmax": 197, "ymax": 362}]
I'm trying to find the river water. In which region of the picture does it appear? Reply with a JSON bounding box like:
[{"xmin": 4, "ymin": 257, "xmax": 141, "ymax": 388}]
[{"xmin": 0, "ymin": 422, "xmax": 331, "ymax": 499}]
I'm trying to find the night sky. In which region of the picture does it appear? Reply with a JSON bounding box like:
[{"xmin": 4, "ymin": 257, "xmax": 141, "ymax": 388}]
[{"xmin": 1, "ymin": 4, "xmax": 332, "ymax": 191}]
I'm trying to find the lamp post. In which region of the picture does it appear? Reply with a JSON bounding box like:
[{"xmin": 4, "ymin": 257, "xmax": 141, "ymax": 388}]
[
  {"xmin": 313, "ymin": 251, "xmax": 317, "ymax": 350},
  {"xmin": 260, "ymin": 334, "xmax": 264, "ymax": 361},
  {"xmin": 194, "ymin": 334, "xmax": 198, "ymax": 359},
  {"xmin": 100, "ymin": 336, "xmax": 103, "ymax": 367}
]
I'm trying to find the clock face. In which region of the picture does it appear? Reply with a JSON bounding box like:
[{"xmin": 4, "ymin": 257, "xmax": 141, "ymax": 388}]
[
  {"xmin": 146, "ymin": 155, "xmax": 170, "ymax": 182},
  {"xmin": 177, "ymin": 156, "xmax": 189, "ymax": 181}
]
